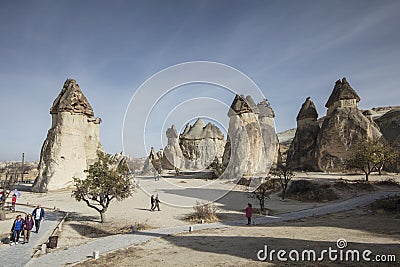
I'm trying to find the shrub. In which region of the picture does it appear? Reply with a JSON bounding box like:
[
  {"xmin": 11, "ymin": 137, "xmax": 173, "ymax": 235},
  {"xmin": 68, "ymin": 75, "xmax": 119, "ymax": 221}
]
[
  {"xmin": 286, "ymin": 180, "xmax": 338, "ymax": 202},
  {"xmin": 188, "ymin": 201, "xmax": 218, "ymax": 222}
]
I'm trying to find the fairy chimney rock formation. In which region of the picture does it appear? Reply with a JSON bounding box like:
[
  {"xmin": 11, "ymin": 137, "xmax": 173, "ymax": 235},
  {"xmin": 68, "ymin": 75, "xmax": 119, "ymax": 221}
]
[
  {"xmin": 223, "ymin": 94, "xmax": 277, "ymax": 178},
  {"xmin": 180, "ymin": 119, "xmax": 225, "ymax": 169},
  {"xmin": 315, "ymin": 77, "xmax": 382, "ymax": 171},
  {"xmin": 33, "ymin": 79, "xmax": 103, "ymax": 192},
  {"xmin": 142, "ymin": 147, "xmax": 158, "ymax": 174},
  {"xmin": 162, "ymin": 125, "xmax": 185, "ymax": 170},
  {"xmin": 287, "ymin": 97, "xmax": 320, "ymax": 170}
]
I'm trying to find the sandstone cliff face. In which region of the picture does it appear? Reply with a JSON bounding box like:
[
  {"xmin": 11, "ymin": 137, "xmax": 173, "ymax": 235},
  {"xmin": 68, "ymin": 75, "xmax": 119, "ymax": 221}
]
[
  {"xmin": 222, "ymin": 95, "xmax": 278, "ymax": 178},
  {"xmin": 180, "ymin": 119, "xmax": 225, "ymax": 170},
  {"xmin": 162, "ymin": 125, "xmax": 185, "ymax": 170},
  {"xmin": 33, "ymin": 79, "xmax": 103, "ymax": 192},
  {"xmin": 287, "ymin": 97, "xmax": 320, "ymax": 170},
  {"xmin": 375, "ymin": 109, "xmax": 400, "ymax": 172},
  {"xmin": 315, "ymin": 78, "xmax": 382, "ymax": 171}
]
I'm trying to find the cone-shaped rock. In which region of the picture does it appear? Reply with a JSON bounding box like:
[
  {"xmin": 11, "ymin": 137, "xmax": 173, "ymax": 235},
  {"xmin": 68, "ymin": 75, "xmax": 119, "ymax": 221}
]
[
  {"xmin": 287, "ymin": 97, "xmax": 320, "ymax": 170},
  {"xmin": 33, "ymin": 79, "xmax": 103, "ymax": 192}
]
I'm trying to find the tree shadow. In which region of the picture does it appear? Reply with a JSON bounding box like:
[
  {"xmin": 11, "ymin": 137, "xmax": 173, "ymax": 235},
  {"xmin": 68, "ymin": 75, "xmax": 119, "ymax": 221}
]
[
  {"xmin": 68, "ymin": 223, "xmax": 113, "ymax": 238},
  {"xmin": 67, "ymin": 211, "xmax": 100, "ymax": 223}
]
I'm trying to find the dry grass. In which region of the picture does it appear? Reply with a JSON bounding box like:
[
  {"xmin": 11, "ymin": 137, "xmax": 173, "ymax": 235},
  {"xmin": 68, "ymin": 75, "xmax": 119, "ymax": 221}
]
[{"xmin": 186, "ymin": 201, "xmax": 218, "ymax": 223}]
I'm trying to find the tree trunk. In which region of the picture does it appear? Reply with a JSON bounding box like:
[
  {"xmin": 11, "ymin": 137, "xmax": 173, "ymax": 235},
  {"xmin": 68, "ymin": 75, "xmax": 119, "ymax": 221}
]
[
  {"xmin": 259, "ymin": 200, "xmax": 265, "ymax": 211},
  {"xmin": 281, "ymin": 188, "xmax": 286, "ymax": 200},
  {"xmin": 0, "ymin": 209, "xmax": 6, "ymax": 220},
  {"xmin": 365, "ymin": 173, "xmax": 369, "ymax": 182},
  {"xmin": 100, "ymin": 211, "xmax": 107, "ymax": 223}
]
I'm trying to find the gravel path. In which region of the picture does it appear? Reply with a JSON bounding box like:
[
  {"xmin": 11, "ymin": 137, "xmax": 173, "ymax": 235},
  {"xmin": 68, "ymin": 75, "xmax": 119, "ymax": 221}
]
[
  {"xmin": 25, "ymin": 191, "xmax": 400, "ymax": 267},
  {"xmin": 0, "ymin": 206, "xmax": 63, "ymax": 267}
]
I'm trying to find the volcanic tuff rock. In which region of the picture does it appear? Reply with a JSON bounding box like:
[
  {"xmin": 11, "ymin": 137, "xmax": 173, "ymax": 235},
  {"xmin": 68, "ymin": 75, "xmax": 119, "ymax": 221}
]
[
  {"xmin": 142, "ymin": 147, "xmax": 158, "ymax": 174},
  {"xmin": 256, "ymin": 99, "xmax": 279, "ymax": 173},
  {"xmin": 375, "ymin": 109, "xmax": 400, "ymax": 172},
  {"xmin": 315, "ymin": 78, "xmax": 382, "ymax": 171},
  {"xmin": 162, "ymin": 125, "xmax": 185, "ymax": 169},
  {"xmin": 33, "ymin": 79, "xmax": 103, "ymax": 192},
  {"xmin": 222, "ymin": 94, "xmax": 278, "ymax": 178},
  {"xmin": 287, "ymin": 97, "xmax": 320, "ymax": 170},
  {"xmin": 180, "ymin": 119, "xmax": 225, "ymax": 170}
]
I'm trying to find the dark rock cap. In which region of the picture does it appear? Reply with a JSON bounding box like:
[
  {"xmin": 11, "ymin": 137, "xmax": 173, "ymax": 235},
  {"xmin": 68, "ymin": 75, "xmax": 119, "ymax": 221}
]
[
  {"xmin": 257, "ymin": 99, "xmax": 275, "ymax": 118},
  {"xmin": 297, "ymin": 97, "xmax": 318, "ymax": 121},
  {"xmin": 325, "ymin": 77, "xmax": 361, "ymax": 108},
  {"xmin": 50, "ymin": 79, "xmax": 94, "ymax": 117},
  {"xmin": 228, "ymin": 94, "xmax": 259, "ymax": 116}
]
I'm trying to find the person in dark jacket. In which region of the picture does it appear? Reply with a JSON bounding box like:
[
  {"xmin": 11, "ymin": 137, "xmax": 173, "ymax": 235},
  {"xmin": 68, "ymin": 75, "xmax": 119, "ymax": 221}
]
[
  {"xmin": 23, "ymin": 214, "xmax": 34, "ymax": 243},
  {"xmin": 32, "ymin": 205, "xmax": 45, "ymax": 233},
  {"xmin": 10, "ymin": 215, "xmax": 23, "ymax": 245},
  {"xmin": 150, "ymin": 195, "xmax": 155, "ymax": 211}
]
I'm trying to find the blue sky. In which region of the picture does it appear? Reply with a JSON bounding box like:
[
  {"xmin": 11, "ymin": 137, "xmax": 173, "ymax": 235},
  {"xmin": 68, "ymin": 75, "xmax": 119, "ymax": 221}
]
[{"xmin": 0, "ymin": 0, "xmax": 399, "ymax": 161}]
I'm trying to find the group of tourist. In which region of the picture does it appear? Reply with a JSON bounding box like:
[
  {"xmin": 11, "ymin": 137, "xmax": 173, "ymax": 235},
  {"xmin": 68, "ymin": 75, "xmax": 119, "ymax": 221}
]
[{"xmin": 9, "ymin": 205, "xmax": 45, "ymax": 245}]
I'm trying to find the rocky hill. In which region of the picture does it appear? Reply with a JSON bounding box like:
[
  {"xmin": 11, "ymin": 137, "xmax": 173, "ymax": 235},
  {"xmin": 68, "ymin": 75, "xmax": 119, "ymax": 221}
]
[{"xmin": 278, "ymin": 105, "xmax": 399, "ymax": 154}]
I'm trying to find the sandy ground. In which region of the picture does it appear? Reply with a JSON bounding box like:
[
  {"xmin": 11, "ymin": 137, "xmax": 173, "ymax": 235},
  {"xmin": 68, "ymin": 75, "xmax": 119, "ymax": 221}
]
[
  {"xmin": 78, "ymin": 206, "xmax": 400, "ymax": 267},
  {"xmin": 1, "ymin": 172, "xmax": 399, "ymax": 251}
]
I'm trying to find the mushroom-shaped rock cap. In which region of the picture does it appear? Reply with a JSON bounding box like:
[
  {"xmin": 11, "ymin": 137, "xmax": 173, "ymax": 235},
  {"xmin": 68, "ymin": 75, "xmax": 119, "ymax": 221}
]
[
  {"xmin": 228, "ymin": 94, "xmax": 259, "ymax": 116},
  {"xmin": 166, "ymin": 125, "xmax": 179, "ymax": 139},
  {"xmin": 325, "ymin": 77, "xmax": 361, "ymax": 108},
  {"xmin": 50, "ymin": 79, "xmax": 94, "ymax": 117},
  {"xmin": 297, "ymin": 97, "xmax": 318, "ymax": 121},
  {"xmin": 257, "ymin": 99, "xmax": 275, "ymax": 118}
]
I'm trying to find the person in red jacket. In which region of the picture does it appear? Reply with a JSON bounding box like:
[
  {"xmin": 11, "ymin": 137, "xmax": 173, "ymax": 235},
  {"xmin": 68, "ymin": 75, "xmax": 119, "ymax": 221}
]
[
  {"xmin": 11, "ymin": 194, "xmax": 17, "ymax": 212},
  {"xmin": 245, "ymin": 203, "xmax": 253, "ymax": 225},
  {"xmin": 23, "ymin": 214, "xmax": 34, "ymax": 243}
]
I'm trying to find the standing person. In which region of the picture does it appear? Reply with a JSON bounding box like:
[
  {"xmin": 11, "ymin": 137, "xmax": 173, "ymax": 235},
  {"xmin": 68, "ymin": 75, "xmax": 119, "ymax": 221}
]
[
  {"xmin": 10, "ymin": 215, "xmax": 23, "ymax": 245},
  {"xmin": 154, "ymin": 194, "xmax": 161, "ymax": 211},
  {"xmin": 32, "ymin": 205, "xmax": 45, "ymax": 233},
  {"xmin": 23, "ymin": 214, "xmax": 34, "ymax": 243},
  {"xmin": 150, "ymin": 195, "xmax": 155, "ymax": 211},
  {"xmin": 245, "ymin": 203, "xmax": 253, "ymax": 225},
  {"xmin": 11, "ymin": 194, "xmax": 17, "ymax": 212}
]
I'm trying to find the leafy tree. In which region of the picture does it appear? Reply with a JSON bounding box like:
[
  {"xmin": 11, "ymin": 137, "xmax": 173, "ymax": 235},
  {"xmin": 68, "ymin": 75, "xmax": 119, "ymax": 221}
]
[
  {"xmin": 345, "ymin": 140, "xmax": 397, "ymax": 181},
  {"xmin": 72, "ymin": 152, "xmax": 135, "ymax": 223},
  {"xmin": 374, "ymin": 144, "xmax": 398, "ymax": 175},
  {"xmin": 270, "ymin": 162, "xmax": 294, "ymax": 200}
]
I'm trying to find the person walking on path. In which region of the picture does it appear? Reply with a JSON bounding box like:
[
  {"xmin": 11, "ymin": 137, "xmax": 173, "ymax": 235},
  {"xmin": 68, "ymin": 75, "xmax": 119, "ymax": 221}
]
[
  {"xmin": 23, "ymin": 214, "xmax": 34, "ymax": 243},
  {"xmin": 153, "ymin": 195, "xmax": 161, "ymax": 211},
  {"xmin": 11, "ymin": 194, "xmax": 17, "ymax": 212},
  {"xmin": 150, "ymin": 195, "xmax": 155, "ymax": 211},
  {"xmin": 245, "ymin": 203, "xmax": 253, "ymax": 225},
  {"xmin": 10, "ymin": 215, "xmax": 23, "ymax": 245},
  {"xmin": 32, "ymin": 205, "xmax": 45, "ymax": 233}
]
